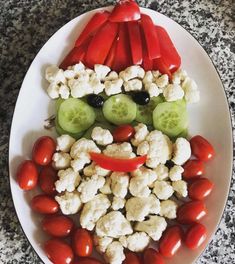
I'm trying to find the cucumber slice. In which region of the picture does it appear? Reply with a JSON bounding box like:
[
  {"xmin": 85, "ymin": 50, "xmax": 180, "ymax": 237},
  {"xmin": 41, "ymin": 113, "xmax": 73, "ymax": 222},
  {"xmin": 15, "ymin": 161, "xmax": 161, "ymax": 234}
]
[
  {"xmin": 55, "ymin": 98, "xmax": 65, "ymax": 112},
  {"xmin": 96, "ymin": 108, "xmax": 107, "ymax": 123},
  {"xmin": 136, "ymin": 96, "xmax": 164, "ymax": 125},
  {"xmin": 103, "ymin": 94, "xmax": 137, "ymax": 125},
  {"xmin": 83, "ymin": 122, "xmax": 114, "ymax": 139},
  {"xmin": 153, "ymin": 101, "xmax": 188, "ymax": 137},
  {"xmin": 55, "ymin": 117, "xmax": 83, "ymax": 139},
  {"xmin": 58, "ymin": 98, "xmax": 96, "ymax": 133}
]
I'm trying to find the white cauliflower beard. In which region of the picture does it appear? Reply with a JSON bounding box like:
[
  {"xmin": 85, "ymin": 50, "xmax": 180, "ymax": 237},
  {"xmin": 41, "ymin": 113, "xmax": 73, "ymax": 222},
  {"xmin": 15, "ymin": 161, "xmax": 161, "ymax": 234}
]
[
  {"xmin": 119, "ymin": 232, "xmax": 150, "ymax": 252},
  {"xmin": 104, "ymin": 241, "xmax": 125, "ymax": 264}
]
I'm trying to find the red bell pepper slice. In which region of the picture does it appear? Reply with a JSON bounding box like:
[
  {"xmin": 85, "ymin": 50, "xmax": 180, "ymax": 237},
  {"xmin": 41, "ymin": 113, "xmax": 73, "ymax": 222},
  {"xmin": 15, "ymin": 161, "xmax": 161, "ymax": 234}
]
[
  {"xmin": 89, "ymin": 152, "xmax": 147, "ymax": 172},
  {"xmin": 85, "ymin": 22, "xmax": 119, "ymax": 67},
  {"xmin": 75, "ymin": 11, "xmax": 110, "ymax": 47},
  {"xmin": 127, "ymin": 21, "xmax": 143, "ymax": 65},
  {"xmin": 109, "ymin": 0, "xmax": 141, "ymax": 22},
  {"xmin": 105, "ymin": 40, "xmax": 118, "ymax": 68},
  {"xmin": 141, "ymin": 14, "xmax": 161, "ymax": 60},
  {"xmin": 112, "ymin": 23, "xmax": 132, "ymax": 72},
  {"xmin": 140, "ymin": 28, "xmax": 153, "ymax": 70},
  {"xmin": 60, "ymin": 37, "xmax": 92, "ymax": 70},
  {"xmin": 153, "ymin": 57, "xmax": 172, "ymax": 79},
  {"xmin": 155, "ymin": 26, "xmax": 181, "ymax": 72}
]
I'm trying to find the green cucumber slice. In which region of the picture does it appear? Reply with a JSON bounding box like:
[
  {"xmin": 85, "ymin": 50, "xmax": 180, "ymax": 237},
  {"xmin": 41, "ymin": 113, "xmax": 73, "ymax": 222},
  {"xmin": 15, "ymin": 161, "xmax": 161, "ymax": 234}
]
[
  {"xmin": 103, "ymin": 94, "xmax": 137, "ymax": 125},
  {"xmin": 96, "ymin": 108, "xmax": 107, "ymax": 123},
  {"xmin": 58, "ymin": 98, "xmax": 96, "ymax": 133},
  {"xmin": 55, "ymin": 98, "xmax": 65, "ymax": 112},
  {"xmin": 83, "ymin": 122, "xmax": 114, "ymax": 139},
  {"xmin": 153, "ymin": 101, "xmax": 188, "ymax": 137},
  {"xmin": 136, "ymin": 96, "xmax": 164, "ymax": 125},
  {"xmin": 55, "ymin": 117, "xmax": 83, "ymax": 139}
]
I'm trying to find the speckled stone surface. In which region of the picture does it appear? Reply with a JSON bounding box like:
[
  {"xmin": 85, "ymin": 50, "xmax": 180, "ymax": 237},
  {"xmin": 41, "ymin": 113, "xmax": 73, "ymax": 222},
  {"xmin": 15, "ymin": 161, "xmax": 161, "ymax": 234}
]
[{"xmin": 0, "ymin": 0, "xmax": 234, "ymax": 263}]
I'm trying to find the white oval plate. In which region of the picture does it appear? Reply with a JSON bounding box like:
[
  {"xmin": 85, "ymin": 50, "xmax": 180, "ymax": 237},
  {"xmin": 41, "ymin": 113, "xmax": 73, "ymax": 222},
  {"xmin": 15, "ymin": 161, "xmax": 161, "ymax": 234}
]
[{"xmin": 9, "ymin": 6, "xmax": 233, "ymax": 264}]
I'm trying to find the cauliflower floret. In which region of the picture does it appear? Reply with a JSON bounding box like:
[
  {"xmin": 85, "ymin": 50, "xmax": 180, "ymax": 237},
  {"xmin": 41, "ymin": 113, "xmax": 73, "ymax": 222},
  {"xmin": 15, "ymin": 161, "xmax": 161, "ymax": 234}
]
[
  {"xmin": 143, "ymin": 71, "xmax": 154, "ymax": 84},
  {"xmin": 80, "ymin": 194, "xmax": 111, "ymax": 231},
  {"xmin": 182, "ymin": 77, "xmax": 200, "ymax": 103},
  {"xmin": 160, "ymin": 200, "xmax": 178, "ymax": 219},
  {"xmin": 112, "ymin": 197, "xmax": 126, "ymax": 210},
  {"xmin": 99, "ymin": 177, "xmax": 112, "ymax": 194},
  {"xmin": 172, "ymin": 138, "xmax": 191, "ymax": 165},
  {"xmin": 119, "ymin": 66, "xmax": 145, "ymax": 81},
  {"xmin": 172, "ymin": 180, "xmax": 188, "ymax": 197},
  {"xmin": 91, "ymin": 127, "xmax": 113, "ymax": 146},
  {"xmin": 154, "ymin": 164, "xmax": 169, "ymax": 180},
  {"xmin": 125, "ymin": 195, "xmax": 160, "ymax": 221},
  {"xmin": 103, "ymin": 142, "xmax": 135, "ymax": 158},
  {"xmin": 55, "ymin": 168, "xmax": 80, "ymax": 193},
  {"xmin": 64, "ymin": 69, "xmax": 76, "ymax": 79},
  {"xmin": 131, "ymin": 166, "xmax": 158, "ymax": 187},
  {"xmin": 52, "ymin": 152, "xmax": 71, "ymax": 169},
  {"xmin": 94, "ymin": 64, "xmax": 111, "ymax": 80},
  {"xmin": 55, "ymin": 191, "xmax": 82, "ymax": 215},
  {"xmin": 155, "ymin": 74, "xmax": 169, "ymax": 89},
  {"xmin": 77, "ymin": 175, "xmax": 105, "ymax": 203},
  {"xmin": 70, "ymin": 153, "xmax": 90, "ymax": 172},
  {"xmin": 169, "ymin": 165, "xmax": 184, "ymax": 181},
  {"xmin": 89, "ymin": 73, "xmax": 105, "ymax": 94},
  {"xmin": 135, "ymin": 215, "xmax": 167, "ymax": 241},
  {"xmin": 104, "ymin": 71, "xmax": 119, "ymax": 81},
  {"xmin": 144, "ymin": 82, "xmax": 161, "ymax": 97},
  {"xmin": 153, "ymin": 181, "xmax": 174, "ymax": 200},
  {"xmin": 72, "ymin": 62, "xmax": 85, "ymax": 73},
  {"xmin": 45, "ymin": 65, "xmax": 66, "ymax": 84},
  {"xmin": 47, "ymin": 82, "xmax": 60, "ymax": 99},
  {"xmin": 110, "ymin": 172, "xmax": 129, "ymax": 198},
  {"xmin": 137, "ymin": 131, "xmax": 173, "ymax": 168},
  {"xmin": 172, "ymin": 69, "xmax": 188, "ymax": 84},
  {"xmin": 56, "ymin": 135, "xmax": 76, "ymax": 152},
  {"xmin": 70, "ymin": 138, "xmax": 100, "ymax": 165},
  {"xmin": 163, "ymin": 84, "xmax": 184, "ymax": 102},
  {"xmin": 104, "ymin": 241, "xmax": 125, "ymax": 264},
  {"xmin": 68, "ymin": 78, "xmax": 93, "ymax": 98},
  {"xmin": 152, "ymin": 70, "xmax": 161, "ymax": 79},
  {"xmin": 94, "ymin": 236, "xmax": 113, "ymax": 253},
  {"xmin": 119, "ymin": 232, "xmax": 150, "ymax": 252},
  {"xmin": 104, "ymin": 78, "xmax": 123, "ymax": 96},
  {"xmin": 96, "ymin": 211, "xmax": 133, "ymax": 238},
  {"xmin": 131, "ymin": 123, "xmax": 149, "ymax": 147},
  {"xmin": 123, "ymin": 79, "xmax": 142, "ymax": 92},
  {"xmin": 58, "ymin": 84, "xmax": 70, "ymax": 99},
  {"xmin": 129, "ymin": 175, "xmax": 151, "ymax": 198},
  {"xmin": 83, "ymin": 162, "xmax": 110, "ymax": 177}
]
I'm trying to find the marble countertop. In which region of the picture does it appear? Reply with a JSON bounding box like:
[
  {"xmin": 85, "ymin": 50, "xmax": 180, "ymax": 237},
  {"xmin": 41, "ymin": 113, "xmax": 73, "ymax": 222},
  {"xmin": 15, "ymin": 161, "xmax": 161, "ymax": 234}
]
[{"xmin": 0, "ymin": 0, "xmax": 234, "ymax": 263}]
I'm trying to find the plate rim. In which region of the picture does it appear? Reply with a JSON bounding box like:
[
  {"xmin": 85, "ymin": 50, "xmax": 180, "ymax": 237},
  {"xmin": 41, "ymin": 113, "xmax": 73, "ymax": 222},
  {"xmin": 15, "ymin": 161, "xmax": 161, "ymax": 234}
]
[{"xmin": 8, "ymin": 5, "xmax": 234, "ymax": 264}]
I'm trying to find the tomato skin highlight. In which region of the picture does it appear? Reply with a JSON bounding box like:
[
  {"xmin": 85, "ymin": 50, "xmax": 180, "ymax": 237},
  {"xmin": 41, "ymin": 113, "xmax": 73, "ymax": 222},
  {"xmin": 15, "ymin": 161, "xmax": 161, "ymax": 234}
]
[
  {"xmin": 32, "ymin": 136, "xmax": 56, "ymax": 166},
  {"xmin": 73, "ymin": 228, "xmax": 93, "ymax": 257},
  {"xmin": 42, "ymin": 215, "xmax": 74, "ymax": 237},
  {"xmin": 185, "ymin": 223, "xmax": 207, "ymax": 250},
  {"xmin": 44, "ymin": 238, "xmax": 74, "ymax": 264},
  {"xmin": 159, "ymin": 225, "xmax": 183, "ymax": 258},
  {"xmin": 188, "ymin": 178, "xmax": 214, "ymax": 200},
  {"xmin": 143, "ymin": 248, "xmax": 165, "ymax": 264},
  {"xmin": 123, "ymin": 252, "xmax": 141, "ymax": 264},
  {"xmin": 89, "ymin": 152, "xmax": 147, "ymax": 172},
  {"xmin": 112, "ymin": 124, "xmax": 135, "ymax": 142},
  {"xmin": 39, "ymin": 165, "xmax": 58, "ymax": 195},
  {"xmin": 183, "ymin": 160, "xmax": 205, "ymax": 180},
  {"xmin": 177, "ymin": 200, "xmax": 207, "ymax": 224},
  {"xmin": 16, "ymin": 160, "xmax": 38, "ymax": 190},
  {"xmin": 190, "ymin": 135, "xmax": 215, "ymax": 161},
  {"xmin": 31, "ymin": 194, "xmax": 59, "ymax": 214}
]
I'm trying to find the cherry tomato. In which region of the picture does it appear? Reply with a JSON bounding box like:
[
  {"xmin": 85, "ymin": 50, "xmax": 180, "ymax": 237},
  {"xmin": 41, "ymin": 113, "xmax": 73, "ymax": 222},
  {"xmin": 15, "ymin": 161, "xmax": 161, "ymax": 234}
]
[
  {"xmin": 39, "ymin": 165, "xmax": 58, "ymax": 195},
  {"xmin": 112, "ymin": 124, "xmax": 135, "ymax": 142},
  {"xmin": 72, "ymin": 258, "xmax": 102, "ymax": 264},
  {"xmin": 73, "ymin": 228, "xmax": 93, "ymax": 257},
  {"xmin": 31, "ymin": 194, "xmax": 59, "ymax": 214},
  {"xmin": 123, "ymin": 252, "xmax": 141, "ymax": 264},
  {"xmin": 44, "ymin": 238, "xmax": 74, "ymax": 264},
  {"xmin": 177, "ymin": 200, "xmax": 207, "ymax": 224},
  {"xmin": 185, "ymin": 223, "xmax": 207, "ymax": 250},
  {"xmin": 190, "ymin": 135, "xmax": 215, "ymax": 162},
  {"xmin": 183, "ymin": 160, "xmax": 205, "ymax": 179},
  {"xmin": 143, "ymin": 248, "xmax": 165, "ymax": 264},
  {"xmin": 188, "ymin": 178, "xmax": 214, "ymax": 200},
  {"xmin": 32, "ymin": 136, "xmax": 56, "ymax": 166},
  {"xmin": 42, "ymin": 215, "xmax": 74, "ymax": 237},
  {"xmin": 16, "ymin": 160, "xmax": 38, "ymax": 190},
  {"xmin": 159, "ymin": 225, "xmax": 183, "ymax": 258}
]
